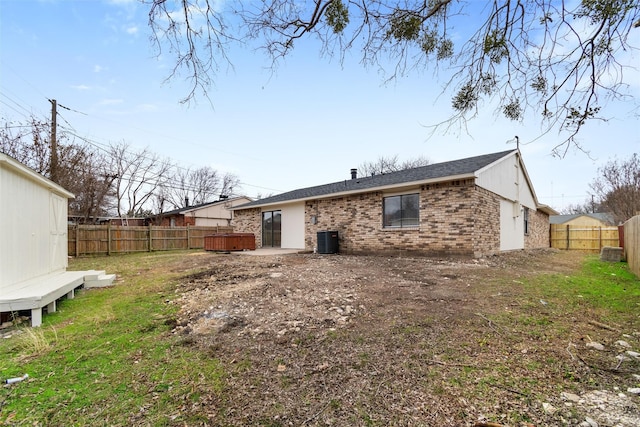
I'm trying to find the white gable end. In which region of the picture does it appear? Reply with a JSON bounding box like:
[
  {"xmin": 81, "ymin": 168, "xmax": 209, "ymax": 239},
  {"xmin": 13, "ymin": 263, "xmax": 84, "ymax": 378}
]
[{"xmin": 476, "ymin": 152, "xmax": 537, "ymax": 209}]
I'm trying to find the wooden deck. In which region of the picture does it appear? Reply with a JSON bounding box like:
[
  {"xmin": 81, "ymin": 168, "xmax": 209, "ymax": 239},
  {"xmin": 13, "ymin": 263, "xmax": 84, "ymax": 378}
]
[{"xmin": 0, "ymin": 270, "xmax": 115, "ymax": 327}]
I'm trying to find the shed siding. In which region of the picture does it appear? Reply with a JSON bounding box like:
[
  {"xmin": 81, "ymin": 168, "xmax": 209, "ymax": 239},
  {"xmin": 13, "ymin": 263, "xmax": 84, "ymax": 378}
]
[
  {"xmin": 561, "ymin": 216, "xmax": 611, "ymax": 227},
  {"xmin": 1, "ymin": 163, "xmax": 68, "ymax": 288}
]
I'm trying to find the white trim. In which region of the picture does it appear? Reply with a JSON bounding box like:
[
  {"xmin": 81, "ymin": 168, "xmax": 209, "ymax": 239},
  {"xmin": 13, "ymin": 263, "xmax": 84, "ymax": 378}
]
[{"xmin": 0, "ymin": 153, "xmax": 74, "ymax": 199}]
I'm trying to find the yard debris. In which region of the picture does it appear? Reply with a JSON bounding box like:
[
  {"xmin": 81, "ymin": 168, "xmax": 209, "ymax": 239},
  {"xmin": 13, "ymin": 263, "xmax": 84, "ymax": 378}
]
[
  {"xmin": 4, "ymin": 374, "xmax": 28, "ymax": 385},
  {"xmin": 166, "ymin": 249, "xmax": 640, "ymax": 426},
  {"xmin": 588, "ymin": 319, "xmax": 620, "ymax": 332}
]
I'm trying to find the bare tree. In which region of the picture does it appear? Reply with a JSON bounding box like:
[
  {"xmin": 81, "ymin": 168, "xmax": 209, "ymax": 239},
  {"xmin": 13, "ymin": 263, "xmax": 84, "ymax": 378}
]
[
  {"xmin": 57, "ymin": 145, "xmax": 115, "ymax": 222},
  {"xmin": 0, "ymin": 117, "xmax": 51, "ymax": 174},
  {"xmin": 159, "ymin": 165, "xmax": 239, "ymax": 210},
  {"xmin": 590, "ymin": 153, "xmax": 640, "ymax": 224},
  {"xmin": 359, "ymin": 154, "xmax": 430, "ymax": 176},
  {"xmin": 110, "ymin": 142, "xmax": 174, "ymax": 217},
  {"xmin": 0, "ymin": 116, "xmax": 114, "ymax": 222},
  {"xmin": 220, "ymin": 171, "xmax": 240, "ymax": 198},
  {"xmin": 147, "ymin": 1, "xmax": 639, "ymax": 154},
  {"xmin": 561, "ymin": 199, "xmax": 603, "ymax": 215}
]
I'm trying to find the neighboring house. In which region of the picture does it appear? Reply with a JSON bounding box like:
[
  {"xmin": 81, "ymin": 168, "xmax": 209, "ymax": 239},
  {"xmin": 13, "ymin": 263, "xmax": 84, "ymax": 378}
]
[
  {"xmin": 232, "ymin": 150, "xmax": 557, "ymax": 257},
  {"xmin": 550, "ymin": 213, "xmax": 616, "ymax": 227},
  {"xmin": 68, "ymin": 216, "xmax": 148, "ymax": 226},
  {"xmin": 150, "ymin": 196, "xmax": 252, "ymax": 227},
  {"xmin": 1, "ymin": 153, "xmax": 114, "ymax": 327}
]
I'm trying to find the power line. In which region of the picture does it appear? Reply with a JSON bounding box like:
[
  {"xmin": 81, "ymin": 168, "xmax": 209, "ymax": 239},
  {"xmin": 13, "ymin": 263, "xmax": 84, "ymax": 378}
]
[{"xmin": 2, "ymin": 96, "xmax": 282, "ymax": 198}]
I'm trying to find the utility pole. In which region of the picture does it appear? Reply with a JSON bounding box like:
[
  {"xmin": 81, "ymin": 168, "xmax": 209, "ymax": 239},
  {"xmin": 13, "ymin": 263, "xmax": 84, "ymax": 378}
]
[{"xmin": 49, "ymin": 98, "xmax": 58, "ymax": 182}]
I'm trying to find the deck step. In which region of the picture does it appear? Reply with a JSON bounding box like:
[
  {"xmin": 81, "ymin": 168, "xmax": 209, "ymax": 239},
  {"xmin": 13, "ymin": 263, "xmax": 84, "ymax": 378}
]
[
  {"xmin": 84, "ymin": 273, "xmax": 116, "ymax": 288},
  {"xmin": 82, "ymin": 270, "xmax": 106, "ymax": 281}
]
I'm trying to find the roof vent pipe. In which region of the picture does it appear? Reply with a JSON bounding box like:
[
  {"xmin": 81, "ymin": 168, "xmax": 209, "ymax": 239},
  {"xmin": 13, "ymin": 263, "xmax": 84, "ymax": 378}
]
[
  {"xmin": 184, "ymin": 197, "xmax": 189, "ymax": 208},
  {"xmin": 350, "ymin": 168, "xmax": 357, "ymax": 179}
]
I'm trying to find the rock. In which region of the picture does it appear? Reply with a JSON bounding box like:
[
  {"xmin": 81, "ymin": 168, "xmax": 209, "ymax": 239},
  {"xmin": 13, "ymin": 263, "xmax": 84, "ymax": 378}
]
[
  {"xmin": 626, "ymin": 350, "xmax": 640, "ymax": 359},
  {"xmin": 627, "ymin": 388, "xmax": 640, "ymax": 395},
  {"xmin": 542, "ymin": 402, "xmax": 557, "ymax": 414},
  {"xmin": 579, "ymin": 417, "xmax": 598, "ymax": 427},
  {"xmin": 586, "ymin": 342, "xmax": 605, "ymax": 351},
  {"xmin": 615, "ymin": 340, "xmax": 631, "ymax": 348},
  {"xmin": 561, "ymin": 392, "xmax": 581, "ymax": 403}
]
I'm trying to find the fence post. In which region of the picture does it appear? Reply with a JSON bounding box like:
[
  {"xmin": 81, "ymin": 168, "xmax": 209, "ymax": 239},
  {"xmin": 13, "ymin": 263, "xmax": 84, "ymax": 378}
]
[
  {"xmin": 75, "ymin": 225, "xmax": 79, "ymax": 257},
  {"xmin": 107, "ymin": 224, "xmax": 111, "ymax": 256},
  {"xmin": 148, "ymin": 224, "xmax": 153, "ymax": 252},
  {"xmin": 566, "ymin": 224, "xmax": 570, "ymax": 250},
  {"xmin": 187, "ymin": 224, "xmax": 191, "ymax": 249},
  {"xmin": 599, "ymin": 226, "xmax": 602, "ymax": 250}
]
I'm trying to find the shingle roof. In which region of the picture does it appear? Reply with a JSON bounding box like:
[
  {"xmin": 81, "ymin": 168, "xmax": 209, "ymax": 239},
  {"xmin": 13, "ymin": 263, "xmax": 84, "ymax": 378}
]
[
  {"xmin": 237, "ymin": 150, "xmax": 516, "ymax": 209},
  {"xmin": 154, "ymin": 196, "xmax": 248, "ymax": 217}
]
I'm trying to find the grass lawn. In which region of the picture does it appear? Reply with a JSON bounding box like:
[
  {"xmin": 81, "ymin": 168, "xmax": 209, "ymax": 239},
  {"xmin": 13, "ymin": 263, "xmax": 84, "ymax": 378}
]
[
  {"xmin": 0, "ymin": 250, "xmax": 638, "ymax": 426},
  {"xmin": 1, "ymin": 251, "xmax": 224, "ymax": 426}
]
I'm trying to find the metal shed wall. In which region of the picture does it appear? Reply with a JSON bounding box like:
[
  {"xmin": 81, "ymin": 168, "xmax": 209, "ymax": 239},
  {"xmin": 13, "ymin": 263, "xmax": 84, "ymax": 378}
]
[{"xmin": 0, "ymin": 155, "xmax": 72, "ymax": 290}]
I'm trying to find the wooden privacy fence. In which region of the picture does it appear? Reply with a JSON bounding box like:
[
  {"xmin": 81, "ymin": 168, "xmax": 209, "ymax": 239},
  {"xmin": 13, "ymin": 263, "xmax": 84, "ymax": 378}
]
[
  {"xmin": 550, "ymin": 224, "xmax": 620, "ymax": 252},
  {"xmin": 623, "ymin": 216, "xmax": 640, "ymax": 277},
  {"xmin": 68, "ymin": 225, "xmax": 233, "ymax": 256}
]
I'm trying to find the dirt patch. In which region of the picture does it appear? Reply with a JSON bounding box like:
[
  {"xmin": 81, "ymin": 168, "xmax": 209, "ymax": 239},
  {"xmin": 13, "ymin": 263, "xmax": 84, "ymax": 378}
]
[{"xmin": 170, "ymin": 249, "xmax": 640, "ymax": 426}]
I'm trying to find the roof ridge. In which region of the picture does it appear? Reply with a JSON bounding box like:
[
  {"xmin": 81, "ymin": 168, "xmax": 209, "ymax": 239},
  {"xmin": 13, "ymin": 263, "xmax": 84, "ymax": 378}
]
[{"xmin": 236, "ymin": 150, "xmax": 517, "ymax": 209}]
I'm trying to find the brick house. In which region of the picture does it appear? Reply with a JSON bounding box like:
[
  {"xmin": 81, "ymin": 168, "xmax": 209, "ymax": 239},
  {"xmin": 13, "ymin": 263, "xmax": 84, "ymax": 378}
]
[
  {"xmin": 150, "ymin": 196, "xmax": 252, "ymax": 227},
  {"xmin": 232, "ymin": 150, "xmax": 557, "ymax": 257}
]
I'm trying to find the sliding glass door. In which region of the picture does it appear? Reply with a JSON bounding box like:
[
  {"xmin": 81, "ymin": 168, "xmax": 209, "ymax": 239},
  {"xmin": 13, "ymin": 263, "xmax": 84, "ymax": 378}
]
[{"xmin": 262, "ymin": 210, "xmax": 282, "ymax": 247}]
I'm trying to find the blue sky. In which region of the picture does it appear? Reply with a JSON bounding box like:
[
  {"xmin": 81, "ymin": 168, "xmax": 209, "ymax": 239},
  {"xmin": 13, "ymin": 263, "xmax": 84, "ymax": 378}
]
[{"xmin": 1, "ymin": 0, "xmax": 639, "ymax": 212}]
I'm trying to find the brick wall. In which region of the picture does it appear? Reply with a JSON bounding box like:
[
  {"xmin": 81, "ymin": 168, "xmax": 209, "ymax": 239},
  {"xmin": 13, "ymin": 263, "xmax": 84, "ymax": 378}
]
[
  {"xmin": 155, "ymin": 214, "xmax": 195, "ymax": 227},
  {"xmin": 233, "ymin": 181, "xmax": 547, "ymax": 257},
  {"xmin": 472, "ymin": 186, "xmax": 501, "ymax": 256},
  {"xmin": 525, "ymin": 208, "xmax": 550, "ymax": 249},
  {"xmin": 303, "ymin": 180, "xmax": 502, "ymax": 257},
  {"xmin": 233, "ymin": 208, "xmax": 262, "ymax": 249}
]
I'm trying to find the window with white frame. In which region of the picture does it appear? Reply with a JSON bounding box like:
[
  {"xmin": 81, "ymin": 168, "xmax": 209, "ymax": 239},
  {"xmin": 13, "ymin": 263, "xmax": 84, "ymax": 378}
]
[{"xmin": 383, "ymin": 193, "xmax": 419, "ymax": 228}]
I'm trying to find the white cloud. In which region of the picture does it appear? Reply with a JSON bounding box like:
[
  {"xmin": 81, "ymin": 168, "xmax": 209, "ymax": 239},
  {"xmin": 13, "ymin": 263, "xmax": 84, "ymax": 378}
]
[
  {"xmin": 71, "ymin": 84, "xmax": 91, "ymax": 91},
  {"xmin": 125, "ymin": 26, "xmax": 138, "ymax": 35},
  {"xmin": 94, "ymin": 65, "xmax": 104, "ymax": 73}
]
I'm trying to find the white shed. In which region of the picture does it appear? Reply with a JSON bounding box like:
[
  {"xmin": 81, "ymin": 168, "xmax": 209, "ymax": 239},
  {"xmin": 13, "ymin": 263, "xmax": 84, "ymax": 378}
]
[{"xmin": 0, "ymin": 153, "xmax": 114, "ymax": 326}]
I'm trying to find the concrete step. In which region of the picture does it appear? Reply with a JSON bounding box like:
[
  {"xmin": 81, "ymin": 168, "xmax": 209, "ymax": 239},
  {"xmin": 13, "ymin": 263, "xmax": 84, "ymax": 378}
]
[
  {"xmin": 83, "ymin": 270, "xmax": 106, "ymax": 281},
  {"xmin": 84, "ymin": 273, "xmax": 116, "ymax": 288}
]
